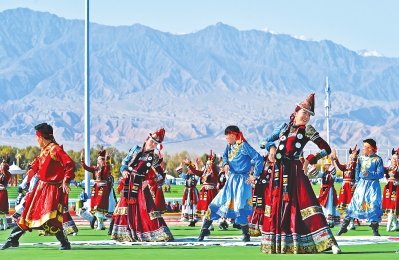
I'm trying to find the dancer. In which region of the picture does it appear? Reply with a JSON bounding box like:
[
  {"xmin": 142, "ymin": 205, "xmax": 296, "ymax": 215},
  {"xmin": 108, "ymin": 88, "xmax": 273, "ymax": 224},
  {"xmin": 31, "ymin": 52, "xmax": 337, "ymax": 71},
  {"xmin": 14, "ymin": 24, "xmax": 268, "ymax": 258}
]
[
  {"xmin": 176, "ymin": 165, "xmax": 200, "ymax": 226},
  {"xmin": 0, "ymin": 155, "xmax": 11, "ymax": 231},
  {"xmin": 382, "ymin": 148, "xmax": 399, "ymax": 232},
  {"xmin": 318, "ymin": 157, "xmax": 340, "ymax": 228},
  {"xmin": 248, "ymin": 155, "xmax": 273, "ymax": 236},
  {"xmin": 198, "ymin": 125, "xmax": 263, "ymax": 242},
  {"xmin": 184, "ymin": 151, "xmax": 219, "ymax": 228},
  {"xmin": 259, "ymin": 93, "xmax": 340, "ymax": 254},
  {"xmin": 149, "ymin": 147, "xmax": 167, "ymax": 214},
  {"xmin": 107, "ymin": 174, "xmax": 118, "ymax": 235},
  {"xmin": 111, "ymin": 128, "xmax": 173, "ymax": 242},
  {"xmin": 331, "ymin": 145, "xmax": 360, "ymax": 230},
  {"xmin": 1, "ymin": 123, "xmax": 75, "ymax": 250},
  {"xmin": 337, "ymin": 138, "xmax": 384, "ymax": 237},
  {"xmin": 81, "ymin": 147, "xmax": 111, "ymax": 230}
]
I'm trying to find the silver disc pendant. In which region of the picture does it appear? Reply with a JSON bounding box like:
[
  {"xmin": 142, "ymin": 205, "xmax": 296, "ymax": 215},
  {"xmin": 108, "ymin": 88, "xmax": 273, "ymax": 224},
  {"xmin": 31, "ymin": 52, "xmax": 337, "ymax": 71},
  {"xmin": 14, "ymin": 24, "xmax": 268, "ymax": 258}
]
[
  {"xmin": 268, "ymin": 169, "xmax": 272, "ymax": 173},
  {"xmin": 295, "ymin": 142, "xmax": 301, "ymax": 148},
  {"xmin": 278, "ymin": 144, "xmax": 284, "ymax": 150},
  {"xmin": 297, "ymin": 133, "xmax": 303, "ymax": 139},
  {"xmin": 148, "ymin": 156, "xmax": 152, "ymax": 160},
  {"xmin": 280, "ymin": 136, "xmax": 286, "ymax": 141},
  {"xmin": 276, "ymin": 153, "xmax": 282, "ymax": 159},
  {"xmin": 262, "ymin": 180, "xmax": 266, "ymax": 183},
  {"xmin": 146, "ymin": 162, "xmax": 151, "ymax": 167}
]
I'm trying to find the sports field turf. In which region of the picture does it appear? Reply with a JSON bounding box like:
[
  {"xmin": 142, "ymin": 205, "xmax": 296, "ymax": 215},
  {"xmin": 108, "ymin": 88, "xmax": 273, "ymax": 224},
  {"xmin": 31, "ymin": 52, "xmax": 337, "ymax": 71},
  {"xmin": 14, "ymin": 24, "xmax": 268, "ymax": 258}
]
[{"xmin": 0, "ymin": 226, "xmax": 398, "ymax": 259}]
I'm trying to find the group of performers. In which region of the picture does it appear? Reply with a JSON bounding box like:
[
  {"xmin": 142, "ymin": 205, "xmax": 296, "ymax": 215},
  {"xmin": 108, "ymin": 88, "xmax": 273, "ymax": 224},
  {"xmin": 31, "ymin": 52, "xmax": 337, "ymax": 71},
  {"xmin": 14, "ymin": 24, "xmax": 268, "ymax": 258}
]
[{"xmin": 1, "ymin": 92, "xmax": 399, "ymax": 255}]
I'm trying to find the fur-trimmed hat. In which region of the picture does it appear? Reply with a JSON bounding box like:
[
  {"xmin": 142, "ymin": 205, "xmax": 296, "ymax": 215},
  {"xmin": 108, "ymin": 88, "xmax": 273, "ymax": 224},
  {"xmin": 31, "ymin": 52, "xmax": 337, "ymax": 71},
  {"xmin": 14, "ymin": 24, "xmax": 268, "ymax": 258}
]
[
  {"xmin": 176, "ymin": 166, "xmax": 183, "ymax": 174},
  {"xmin": 206, "ymin": 150, "xmax": 216, "ymax": 164},
  {"xmin": 98, "ymin": 146, "xmax": 106, "ymax": 160},
  {"xmin": 295, "ymin": 93, "xmax": 315, "ymax": 116},
  {"xmin": 149, "ymin": 128, "xmax": 165, "ymax": 144},
  {"xmin": 349, "ymin": 144, "xmax": 360, "ymax": 155}
]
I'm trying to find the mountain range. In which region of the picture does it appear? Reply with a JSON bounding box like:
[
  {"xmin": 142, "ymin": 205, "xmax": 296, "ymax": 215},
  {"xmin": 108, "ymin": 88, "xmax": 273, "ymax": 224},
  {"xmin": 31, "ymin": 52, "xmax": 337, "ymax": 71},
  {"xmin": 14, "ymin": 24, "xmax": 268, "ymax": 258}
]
[{"xmin": 0, "ymin": 8, "xmax": 398, "ymax": 158}]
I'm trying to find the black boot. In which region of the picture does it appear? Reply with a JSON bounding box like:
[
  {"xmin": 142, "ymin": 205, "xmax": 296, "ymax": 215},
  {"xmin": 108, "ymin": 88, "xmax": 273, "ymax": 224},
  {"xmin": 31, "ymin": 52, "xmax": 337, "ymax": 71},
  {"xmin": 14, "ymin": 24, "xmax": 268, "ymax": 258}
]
[
  {"xmin": 370, "ymin": 221, "xmax": 380, "ymax": 236},
  {"xmin": 0, "ymin": 225, "xmax": 25, "ymax": 250},
  {"xmin": 219, "ymin": 220, "xmax": 228, "ymax": 230},
  {"xmin": 188, "ymin": 221, "xmax": 196, "ymax": 227},
  {"xmin": 90, "ymin": 216, "xmax": 97, "ymax": 229},
  {"xmin": 241, "ymin": 224, "xmax": 250, "ymax": 242},
  {"xmin": 336, "ymin": 218, "xmax": 350, "ymax": 236},
  {"xmin": 55, "ymin": 231, "xmax": 71, "ymax": 250},
  {"xmin": 198, "ymin": 219, "xmax": 213, "ymax": 241},
  {"xmin": 107, "ymin": 219, "xmax": 114, "ymax": 236}
]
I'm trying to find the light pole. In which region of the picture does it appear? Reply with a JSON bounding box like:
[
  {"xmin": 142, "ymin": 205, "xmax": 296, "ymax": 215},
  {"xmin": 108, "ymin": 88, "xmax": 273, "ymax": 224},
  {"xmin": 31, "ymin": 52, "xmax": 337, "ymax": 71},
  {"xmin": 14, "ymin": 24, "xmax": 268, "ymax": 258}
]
[
  {"xmin": 324, "ymin": 77, "xmax": 331, "ymax": 145},
  {"xmin": 84, "ymin": 0, "xmax": 91, "ymax": 196}
]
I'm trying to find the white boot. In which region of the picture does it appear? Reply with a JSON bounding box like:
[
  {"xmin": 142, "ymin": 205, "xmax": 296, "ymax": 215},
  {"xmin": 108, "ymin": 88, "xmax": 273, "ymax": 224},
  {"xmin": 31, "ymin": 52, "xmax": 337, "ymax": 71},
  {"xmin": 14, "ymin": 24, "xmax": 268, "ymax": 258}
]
[
  {"xmin": 348, "ymin": 220, "xmax": 356, "ymax": 230},
  {"xmin": 97, "ymin": 217, "xmax": 105, "ymax": 230},
  {"xmin": 2, "ymin": 216, "xmax": 8, "ymax": 230},
  {"xmin": 386, "ymin": 213, "xmax": 393, "ymax": 232},
  {"xmin": 391, "ymin": 215, "xmax": 398, "ymax": 231},
  {"xmin": 332, "ymin": 244, "xmax": 341, "ymax": 254}
]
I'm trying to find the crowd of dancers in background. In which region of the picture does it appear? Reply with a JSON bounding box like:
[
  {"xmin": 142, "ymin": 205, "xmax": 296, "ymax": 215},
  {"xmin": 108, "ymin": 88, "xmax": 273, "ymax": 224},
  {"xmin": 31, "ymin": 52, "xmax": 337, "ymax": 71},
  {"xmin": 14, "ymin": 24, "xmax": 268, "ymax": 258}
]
[{"xmin": 0, "ymin": 93, "xmax": 398, "ymax": 254}]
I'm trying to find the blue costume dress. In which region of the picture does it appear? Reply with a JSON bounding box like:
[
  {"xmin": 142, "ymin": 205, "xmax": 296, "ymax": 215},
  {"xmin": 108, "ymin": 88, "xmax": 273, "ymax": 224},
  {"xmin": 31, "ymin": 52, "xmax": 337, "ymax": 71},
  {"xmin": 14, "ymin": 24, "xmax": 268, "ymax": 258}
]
[
  {"xmin": 206, "ymin": 141, "xmax": 263, "ymax": 224},
  {"xmin": 345, "ymin": 153, "xmax": 384, "ymax": 222}
]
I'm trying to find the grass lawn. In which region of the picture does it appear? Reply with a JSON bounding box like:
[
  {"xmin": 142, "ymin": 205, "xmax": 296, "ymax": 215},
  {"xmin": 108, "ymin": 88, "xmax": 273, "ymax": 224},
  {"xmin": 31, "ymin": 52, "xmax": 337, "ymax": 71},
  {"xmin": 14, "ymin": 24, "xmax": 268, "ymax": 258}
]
[
  {"xmin": 0, "ymin": 226, "xmax": 398, "ymax": 259},
  {"xmin": 6, "ymin": 182, "xmax": 389, "ymax": 201}
]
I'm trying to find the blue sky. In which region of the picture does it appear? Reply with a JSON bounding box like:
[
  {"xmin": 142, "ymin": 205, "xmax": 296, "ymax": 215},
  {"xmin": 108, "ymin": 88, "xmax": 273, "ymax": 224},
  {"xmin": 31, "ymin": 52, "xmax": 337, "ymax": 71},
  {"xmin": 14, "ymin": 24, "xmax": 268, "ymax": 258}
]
[{"xmin": 1, "ymin": 0, "xmax": 398, "ymax": 57}]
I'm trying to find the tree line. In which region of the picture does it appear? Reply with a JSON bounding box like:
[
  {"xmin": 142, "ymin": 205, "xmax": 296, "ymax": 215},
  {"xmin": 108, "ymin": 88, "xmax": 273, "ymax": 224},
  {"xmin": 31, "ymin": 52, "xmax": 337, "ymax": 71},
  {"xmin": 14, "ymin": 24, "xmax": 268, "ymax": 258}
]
[
  {"xmin": 0, "ymin": 145, "xmax": 339, "ymax": 181},
  {"xmin": 0, "ymin": 145, "xmax": 217, "ymax": 181}
]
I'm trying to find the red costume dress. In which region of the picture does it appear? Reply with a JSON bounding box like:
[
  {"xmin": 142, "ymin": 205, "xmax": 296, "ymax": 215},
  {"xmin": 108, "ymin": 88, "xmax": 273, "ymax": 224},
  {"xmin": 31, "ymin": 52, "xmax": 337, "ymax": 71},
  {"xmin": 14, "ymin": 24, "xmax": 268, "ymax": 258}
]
[
  {"xmin": 187, "ymin": 152, "xmax": 219, "ymax": 217},
  {"xmin": 259, "ymin": 94, "xmax": 339, "ymax": 254},
  {"xmin": 178, "ymin": 167, "xmax": 200, "ymax": 222},
  {"xmin": 81, "ymin": 151, "xmax": 111, "ymax": 217},
  {"xmin": 112, "ymin": 132, "xmax": 173, "ymax": 242},
  {"xmin": 382, "ymin": 164, "xmax": 399, "ymax": 215},
  {"xmin": 149, "ymin": 170, "xmax": 167, "ymax": 212},
  {"xmin": 334, "ymin": 146, "xmax": 359, "ymax": 212},
  {"xmin": 18, "ymin": 142, "xmax": 75, "ymax": 234},
  {"xmin": 317, "ymin": 163, "xmax": 339, "ymax": 227},
  {"xmin": 249, "ymin": 158, "xmax": 273, "ymax": 236},
  {"xmin": 0, "ymin": 159, "xmax": 11, "ymax": 215},
  {"xmin": 0, "ymin": 158, "xmax": 12, "ymax": 230}
]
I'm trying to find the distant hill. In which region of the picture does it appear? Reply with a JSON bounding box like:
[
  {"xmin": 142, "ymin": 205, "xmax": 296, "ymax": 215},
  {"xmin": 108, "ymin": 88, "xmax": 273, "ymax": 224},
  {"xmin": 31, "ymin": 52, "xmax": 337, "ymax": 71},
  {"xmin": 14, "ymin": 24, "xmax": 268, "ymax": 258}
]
[{"xmin": 0, "ymin": 8, "xmax": 398, "ymax": 155}]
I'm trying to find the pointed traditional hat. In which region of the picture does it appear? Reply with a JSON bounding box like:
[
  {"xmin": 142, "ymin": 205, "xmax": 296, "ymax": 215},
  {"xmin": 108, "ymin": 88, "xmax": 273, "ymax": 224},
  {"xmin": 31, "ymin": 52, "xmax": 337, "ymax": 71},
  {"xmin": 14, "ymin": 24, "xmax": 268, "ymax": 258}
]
[
  {"xmin": 149, "ymin": 128, "xmax": 165, "ymax": 144},
  {"xmin": 296, "ymin": 93, "xmax": 315, "ymax": 116}
]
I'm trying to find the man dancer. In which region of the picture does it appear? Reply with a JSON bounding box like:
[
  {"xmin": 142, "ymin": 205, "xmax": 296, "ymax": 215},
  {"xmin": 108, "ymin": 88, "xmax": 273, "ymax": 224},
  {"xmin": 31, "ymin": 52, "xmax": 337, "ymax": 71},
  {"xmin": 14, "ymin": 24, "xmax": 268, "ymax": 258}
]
[
  {"xmin": 198, "ymin": 125, "xmax": 263, "ymax": 242},
  {"xmin": 337, "ymin": 138, "xmax": 384, "ymax": 236},
  {"xmin": 1, "ymin": 123, "xmax": 75, "ymax": 250}
]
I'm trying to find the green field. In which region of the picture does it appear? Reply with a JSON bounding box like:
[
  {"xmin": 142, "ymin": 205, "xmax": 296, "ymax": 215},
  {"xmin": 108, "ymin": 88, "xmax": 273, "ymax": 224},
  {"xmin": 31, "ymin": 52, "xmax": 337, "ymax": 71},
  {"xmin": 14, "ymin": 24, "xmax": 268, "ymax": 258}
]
[
  {"xmin": 0, "ymin": 226, "xmax": 398, "ymax": 259},
  {"xmin": 5, "ymin": 182, "xmax": 388, "ymax": 202}
]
